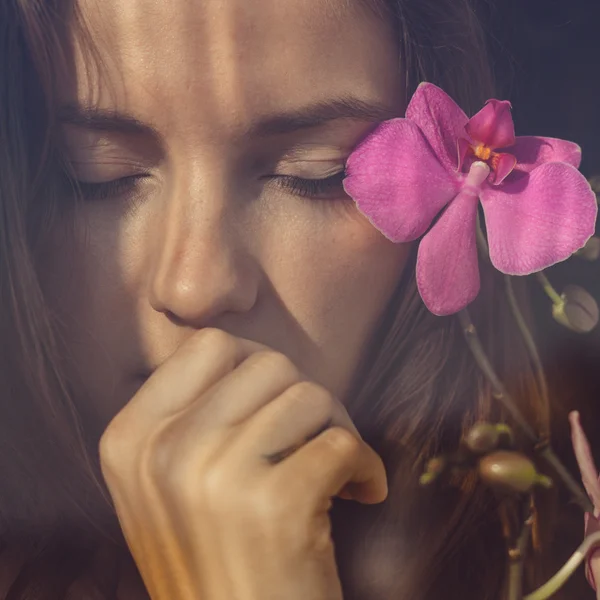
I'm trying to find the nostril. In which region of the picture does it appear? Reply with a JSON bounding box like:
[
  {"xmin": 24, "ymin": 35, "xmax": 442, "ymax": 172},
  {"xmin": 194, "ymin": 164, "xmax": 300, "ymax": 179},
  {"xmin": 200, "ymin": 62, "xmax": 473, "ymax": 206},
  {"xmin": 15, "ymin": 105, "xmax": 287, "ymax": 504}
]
[{"xmin": 164, "ymin": 310, "xmax": 188, "ymax": 327}]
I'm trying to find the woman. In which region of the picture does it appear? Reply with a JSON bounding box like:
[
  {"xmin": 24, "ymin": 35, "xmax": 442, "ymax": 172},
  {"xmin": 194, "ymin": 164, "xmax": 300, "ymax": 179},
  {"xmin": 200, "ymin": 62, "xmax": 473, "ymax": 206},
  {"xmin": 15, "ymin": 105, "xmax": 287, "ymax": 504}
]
[{"xmin": 0, "ymin": 0, "xmax": 565, "ymax": 598}]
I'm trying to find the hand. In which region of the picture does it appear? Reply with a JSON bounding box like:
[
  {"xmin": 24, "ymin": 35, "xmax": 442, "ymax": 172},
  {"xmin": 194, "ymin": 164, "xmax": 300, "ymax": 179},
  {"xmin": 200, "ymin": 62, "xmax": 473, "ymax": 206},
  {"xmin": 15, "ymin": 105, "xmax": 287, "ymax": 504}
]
[{"xmin": 99, "ymin": 328, "xmax": 388, "ymax": 600}]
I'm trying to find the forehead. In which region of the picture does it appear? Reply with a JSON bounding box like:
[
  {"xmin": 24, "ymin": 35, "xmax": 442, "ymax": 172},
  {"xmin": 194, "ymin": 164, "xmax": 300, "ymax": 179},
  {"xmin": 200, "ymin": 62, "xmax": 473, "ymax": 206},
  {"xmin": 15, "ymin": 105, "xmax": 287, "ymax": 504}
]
[{"xmin": 67, "ymin": 0, "xmax": 400, "ymax": 130}]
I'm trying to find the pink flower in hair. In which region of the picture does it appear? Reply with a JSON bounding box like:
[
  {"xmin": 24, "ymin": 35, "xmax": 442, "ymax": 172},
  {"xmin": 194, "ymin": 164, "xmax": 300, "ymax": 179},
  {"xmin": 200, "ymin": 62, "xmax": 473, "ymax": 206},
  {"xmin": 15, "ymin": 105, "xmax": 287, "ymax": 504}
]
[
  {"xmin": 343, "ymin": 83, "xmax": 597, "ymax": 316},
  {"xmin": 569, "ymin": 411, "xmax": 600, "ymax": 593}
]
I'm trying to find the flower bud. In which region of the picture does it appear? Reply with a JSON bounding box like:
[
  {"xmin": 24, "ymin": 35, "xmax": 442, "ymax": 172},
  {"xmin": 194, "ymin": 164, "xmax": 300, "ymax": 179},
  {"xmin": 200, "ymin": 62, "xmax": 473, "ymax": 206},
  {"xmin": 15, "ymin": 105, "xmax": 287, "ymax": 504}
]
[
  {"xmin": 478, "ymin": 451, "xmax": 552, "ymax": 494},
  {"xmin": 420, "ymin": 456, "xmax": 447, "ymax": 485},
  {"xmin": 464, "ymin": 422, "xmax": 512, "ymax": 454},
  {"xmin": 575, "ymin": 237, "xmax": 600, "ymax": 261},
  {"xmin": 552, "ymin": 285, "xmax": 599, "ymax": 333},
  {"xmin": 465, "ymin": 423, "xmax": 500, "ymax": 454}
]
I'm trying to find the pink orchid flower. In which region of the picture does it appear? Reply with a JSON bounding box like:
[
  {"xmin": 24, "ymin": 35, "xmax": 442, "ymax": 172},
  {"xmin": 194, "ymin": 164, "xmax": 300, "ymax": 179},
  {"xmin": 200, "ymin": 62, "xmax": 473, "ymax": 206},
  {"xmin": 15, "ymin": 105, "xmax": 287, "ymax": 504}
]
[
  {"xmin": 569, "ymin": 411, "xmax": 600, "ymax": 595},
  {"xmin": 343, "ymin": 83, "xmax": 598, "ymax": 316}
]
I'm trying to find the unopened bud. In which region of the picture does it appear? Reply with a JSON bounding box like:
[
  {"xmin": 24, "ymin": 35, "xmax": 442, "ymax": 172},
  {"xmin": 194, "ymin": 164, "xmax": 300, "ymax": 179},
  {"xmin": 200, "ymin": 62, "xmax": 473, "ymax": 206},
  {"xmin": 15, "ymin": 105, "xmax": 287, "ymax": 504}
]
[
  {"xmin": 552, "ymin": 285, "xmax": 599, "ymax": 333},
  {"xmin": 575, "ymin": 237, "xmax": 600, "ymax": 261},
  {"xmin": 464, "ymin": 422, "xmax": 512, "ymax": 455},
  {"xmin": 478, "ymin": 451, "xmax": 552, "ymax": 494},
  {"xmin": 420, "ymin": 456, "xmax": 447, "ymax": 485}
]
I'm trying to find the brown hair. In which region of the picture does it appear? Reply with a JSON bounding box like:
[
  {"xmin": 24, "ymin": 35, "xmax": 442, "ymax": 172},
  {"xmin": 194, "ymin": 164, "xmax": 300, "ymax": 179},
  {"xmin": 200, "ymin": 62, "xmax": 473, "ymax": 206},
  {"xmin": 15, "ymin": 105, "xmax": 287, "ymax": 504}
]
[{"xmin": 0, "ymin": 0, "xmax": 561, "ymax": 598}]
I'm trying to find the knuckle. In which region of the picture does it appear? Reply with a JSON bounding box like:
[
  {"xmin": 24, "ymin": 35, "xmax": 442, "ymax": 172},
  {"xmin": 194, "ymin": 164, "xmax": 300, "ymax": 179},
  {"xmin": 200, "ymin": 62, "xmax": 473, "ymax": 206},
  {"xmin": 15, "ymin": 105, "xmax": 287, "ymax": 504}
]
[
  {"xmin": 287, "ymin": 380, "xmax": 334, "ymax": 408},
  {"xmin": 141, "ymin": 439, "xmax": 204, "ymax": 507},
  {"xmin": 141, "ymin": 425, "xmax": 204, "ymax": 502},
  {"xmin": 246, "ymin": 350, "xmax": 300, "ymax": 378},
  {"xmin": 196, "ymin": 462, "xmax": 240, "ymax": 513},
  {"xmin": 247, "ymin": 481, "xmax": 293, "ymax": 524},
  {"xmin": 323, "ymin": 426, "xmax": 361, "ymax": 456},
  {"xmin": 193, "ymin": 327, "xmax": 236, "ymax": 354},
  {"xmin": 98, "ymin": 417, "xmax": 131, "ymax": 476},
  {"xmin": 166, "ymin": 463, "xmax": 203, "ymax": 509},
  {"xmin": 282, "ymin": 381, "xmax": 335, "ymax": 425},
  {"xmin": 140, "ymin": 427, "xmax": 178, "ymax": 482}
]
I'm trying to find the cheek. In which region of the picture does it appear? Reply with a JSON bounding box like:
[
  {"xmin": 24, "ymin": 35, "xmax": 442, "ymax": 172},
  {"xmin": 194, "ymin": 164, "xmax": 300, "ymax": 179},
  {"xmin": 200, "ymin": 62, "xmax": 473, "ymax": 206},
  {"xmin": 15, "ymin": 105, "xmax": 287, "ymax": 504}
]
[
  {"xmin": 263, "ymin": 208, "xmax": 411, "ymax": 394},
  {"xmin": 273, "ymin": 210, "xmax": 410, "ymax": 322},
  {"xmin": 313, "ymin": 236, "xmax": 408, "ymax": 320},
  {"xmin": 36, "ymin": 211, "xmax": 125, "ymax": 324},
  {"xmin": 34, "ymin": 213, "xmax": 132, "ymax": 373}
]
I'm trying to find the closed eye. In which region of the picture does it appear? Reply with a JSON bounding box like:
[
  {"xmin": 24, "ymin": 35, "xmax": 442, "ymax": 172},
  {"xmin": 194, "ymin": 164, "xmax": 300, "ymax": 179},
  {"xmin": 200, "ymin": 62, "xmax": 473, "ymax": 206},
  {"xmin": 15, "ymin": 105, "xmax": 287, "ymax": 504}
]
[
  {"xmin": 74, "ymin": 170, "xmax": 349, "ymax": 203},
  {"xmin": 73, "ymin": 174, "xmax": 150, "ymax": 202},
  {"xmin": 268, "ymin": 170, "xmax": 347, "ymax": 200}
]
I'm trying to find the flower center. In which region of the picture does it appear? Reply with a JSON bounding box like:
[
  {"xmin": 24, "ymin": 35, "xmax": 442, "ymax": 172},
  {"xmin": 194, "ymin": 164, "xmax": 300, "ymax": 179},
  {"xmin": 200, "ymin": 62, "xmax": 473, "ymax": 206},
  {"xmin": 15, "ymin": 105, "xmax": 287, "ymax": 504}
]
[
  {"xmin": 462, "ymin": 140, "xmax": 516, "ymax": 185},
  {"xmin": 464, "ymin": 160, "xmax": 491, "ymax": 194},
  {"xmin": 472, "ymin": 143, "xmax": 492, "ymax": 162}
]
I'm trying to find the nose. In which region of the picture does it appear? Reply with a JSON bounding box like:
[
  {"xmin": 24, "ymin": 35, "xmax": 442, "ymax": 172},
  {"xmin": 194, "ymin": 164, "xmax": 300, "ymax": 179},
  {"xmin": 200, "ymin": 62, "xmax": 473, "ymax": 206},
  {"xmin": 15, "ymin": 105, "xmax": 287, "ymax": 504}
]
[{"xmin": 148, "ymin": 173, "xmax": 259, "ymax": 327}]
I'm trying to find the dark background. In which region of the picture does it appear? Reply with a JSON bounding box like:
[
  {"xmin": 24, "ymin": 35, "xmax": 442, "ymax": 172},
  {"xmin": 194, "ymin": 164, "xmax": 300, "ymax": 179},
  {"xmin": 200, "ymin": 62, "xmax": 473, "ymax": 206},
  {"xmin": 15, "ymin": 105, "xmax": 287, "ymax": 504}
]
[
  {"xmin": 483, "ymin": 3, "xmax": 600, "ymax": 432},
  {"xmin": 487, "ymin": 0, "xmax": 600, "ymax": 175},
  {"xmin": 482, "ymin": 0, "xmax": 600, "ymax": 595}
]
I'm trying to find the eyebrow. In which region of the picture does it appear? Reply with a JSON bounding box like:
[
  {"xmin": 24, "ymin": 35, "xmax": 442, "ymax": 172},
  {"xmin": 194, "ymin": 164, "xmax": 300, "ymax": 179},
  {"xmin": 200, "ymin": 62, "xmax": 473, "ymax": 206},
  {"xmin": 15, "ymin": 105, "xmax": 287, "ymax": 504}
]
[{"xmin": 57, "ymin": 96, "xmax": 400, "ymax": 140}]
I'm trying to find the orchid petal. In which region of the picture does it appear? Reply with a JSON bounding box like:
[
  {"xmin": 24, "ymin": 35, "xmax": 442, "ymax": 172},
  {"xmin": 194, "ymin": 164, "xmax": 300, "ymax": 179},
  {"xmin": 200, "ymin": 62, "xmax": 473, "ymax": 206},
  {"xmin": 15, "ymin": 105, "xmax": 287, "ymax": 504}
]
[
  {"xmin": 480, "ymin": 163, "xmax": 598, "ymax": 275},
  {"xmin": 416, "ymin": 190, "xmax": 480, "ymax": 315},
  {"xmin": 587, "ymin": 552, "xmax": 600, "ymax": 593},
  {"xmin": 585, "ymin": 515, "xmax": 600, "ymax": 592},
  {"xmin": 505, "ymin": 136, "xmax": 582, "ymax": 173},
  {"xmin": 343, "ymin": 119, "xmax": 460, "ymax": 242},
  {"xmin": 490, "ymin": 152, "xmax": 517, "ymax": 185},
  {"xmin": 569, "ymin": 412, "xmax": 600, "ymax": 513},
  {"xmin": 465, "ymin": 100, "xmax": 515, "ymax": 149},
  {"xmin": 405, "ymin": 83, "xmax": 469, "ymax": 175}
]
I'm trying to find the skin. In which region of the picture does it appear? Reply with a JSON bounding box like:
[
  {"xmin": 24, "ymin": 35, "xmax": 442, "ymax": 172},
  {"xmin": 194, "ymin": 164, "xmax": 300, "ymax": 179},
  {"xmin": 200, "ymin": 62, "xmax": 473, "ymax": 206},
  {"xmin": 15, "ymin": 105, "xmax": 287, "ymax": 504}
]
[
  {"xmin": 34, "ymin": 0, "xmax": 412, "ymax": 596},
  {"xmin": 40, "ymin": 0, "xmax": 409, "ymax": 431}
]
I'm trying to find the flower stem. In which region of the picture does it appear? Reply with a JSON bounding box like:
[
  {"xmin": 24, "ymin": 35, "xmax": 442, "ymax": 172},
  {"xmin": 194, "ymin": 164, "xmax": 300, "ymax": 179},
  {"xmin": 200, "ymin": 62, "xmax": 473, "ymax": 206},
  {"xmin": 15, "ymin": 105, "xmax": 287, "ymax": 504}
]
[
  {"xmin": 503, "ymin": 276, "xmax": 550, "ymax": 441},
  {"xmin": 523, "ymin": 531, "xmax": 600, "ymax": 600},
  {"xmin": 475, "ymin": 221, "xmax": 550, "ymax": 439},
  {"xmin": 535, "ymin": 272, "xmax": 564, "ymax": 308},
  {"xmin": 458, "ymin": 309, "xmax": 593, "ymax": 514},
  {"xmin": 458, "ymin": 309, "xmax": 537, "ymax": 439},
  {"xmin": 536, "ymin": 445, "xmax": 592, "ymax": 513},
  {"xmin": 507, "ymin": 502, "xmax": 534, "ymax": 600},
  {"xmin": 473, "ymin": 224, "xmax": 590, "ymax": 509}
]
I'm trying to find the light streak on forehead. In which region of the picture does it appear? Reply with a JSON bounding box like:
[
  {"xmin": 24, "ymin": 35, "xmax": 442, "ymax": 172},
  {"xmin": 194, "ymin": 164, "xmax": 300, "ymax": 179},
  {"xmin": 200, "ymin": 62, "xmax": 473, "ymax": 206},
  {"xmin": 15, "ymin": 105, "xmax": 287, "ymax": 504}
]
[{"xmin": 67, "ymin": 0, "xmax": 400, "ymax": 138}]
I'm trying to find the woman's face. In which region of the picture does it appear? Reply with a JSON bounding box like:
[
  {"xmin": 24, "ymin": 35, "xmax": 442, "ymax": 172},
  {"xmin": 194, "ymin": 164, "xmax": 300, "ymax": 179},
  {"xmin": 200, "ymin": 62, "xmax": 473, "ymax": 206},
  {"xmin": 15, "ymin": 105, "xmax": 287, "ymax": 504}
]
[{"xmin": 41, "ymin": 0, "xmax": 410, "ymax": 428}]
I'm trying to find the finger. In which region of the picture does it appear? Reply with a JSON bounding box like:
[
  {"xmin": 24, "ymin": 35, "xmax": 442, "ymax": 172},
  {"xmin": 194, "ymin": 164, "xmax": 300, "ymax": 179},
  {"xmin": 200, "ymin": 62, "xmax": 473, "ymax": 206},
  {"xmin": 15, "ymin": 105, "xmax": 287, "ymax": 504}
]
[
  {"xmin": 272, "ymin": 427, "xmax": 388, "ymax": 507},
  {"xmin": 184, "ymin": 350, "xmax": 308, "ymax": 430},
  {"xmin": 226, "ymin": 381, "xmax": 360, "ymax": 465},
  {"xmin": 119, "ymin": 328, "xmax": 265, "ymax": 429}
]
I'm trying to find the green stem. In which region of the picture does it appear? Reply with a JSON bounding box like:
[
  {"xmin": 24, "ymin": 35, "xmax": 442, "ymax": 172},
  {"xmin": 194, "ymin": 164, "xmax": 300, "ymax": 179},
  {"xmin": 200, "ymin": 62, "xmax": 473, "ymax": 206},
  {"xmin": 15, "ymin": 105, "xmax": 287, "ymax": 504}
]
[
  {"xmin": 473, "ymin": 226, "xmax": 590, "ymax": 511},
  {"xmin": 458, "ymin": 309, "xmax": 537, "ymax": 440},
  {"xmin": 524, "ymin": 531, "xmax": 600, "ymax": 600},
  {"xmin": 503, "ymin": 276, "xmax": 550, "ymax": 440},
  {"xmin": 458, "ymin": 309, "xmax": 593, "ymax": 514},
  {"xmin": 536, "ymin": 445, "xmax": 593, "ymax": 514},
  {"xmin": 507, "ymin": 504, "xmax": 534, "ymax": 600},
  {"xmin": 476, "ymin": 222, "xmax": 550, "ymax": 439},
  {"xmin": 535, "ymin": 272, "xmax": 564, "ymax": 308}
]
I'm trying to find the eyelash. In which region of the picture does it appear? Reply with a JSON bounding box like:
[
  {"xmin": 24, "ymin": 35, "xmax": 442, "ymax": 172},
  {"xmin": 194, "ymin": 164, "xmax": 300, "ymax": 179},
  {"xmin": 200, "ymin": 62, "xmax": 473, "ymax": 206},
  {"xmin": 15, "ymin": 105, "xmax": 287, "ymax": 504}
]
[
  {"xmin": 74, "ymin": 171, "xmax": 348, "ymax": 203},
  {"xmin": 74, "ymin": 176, "xmax": 144, "ymax": 202},
  {"xmin": 271, "ymin": 171, "xmax": 347, "ymax": 200}
]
